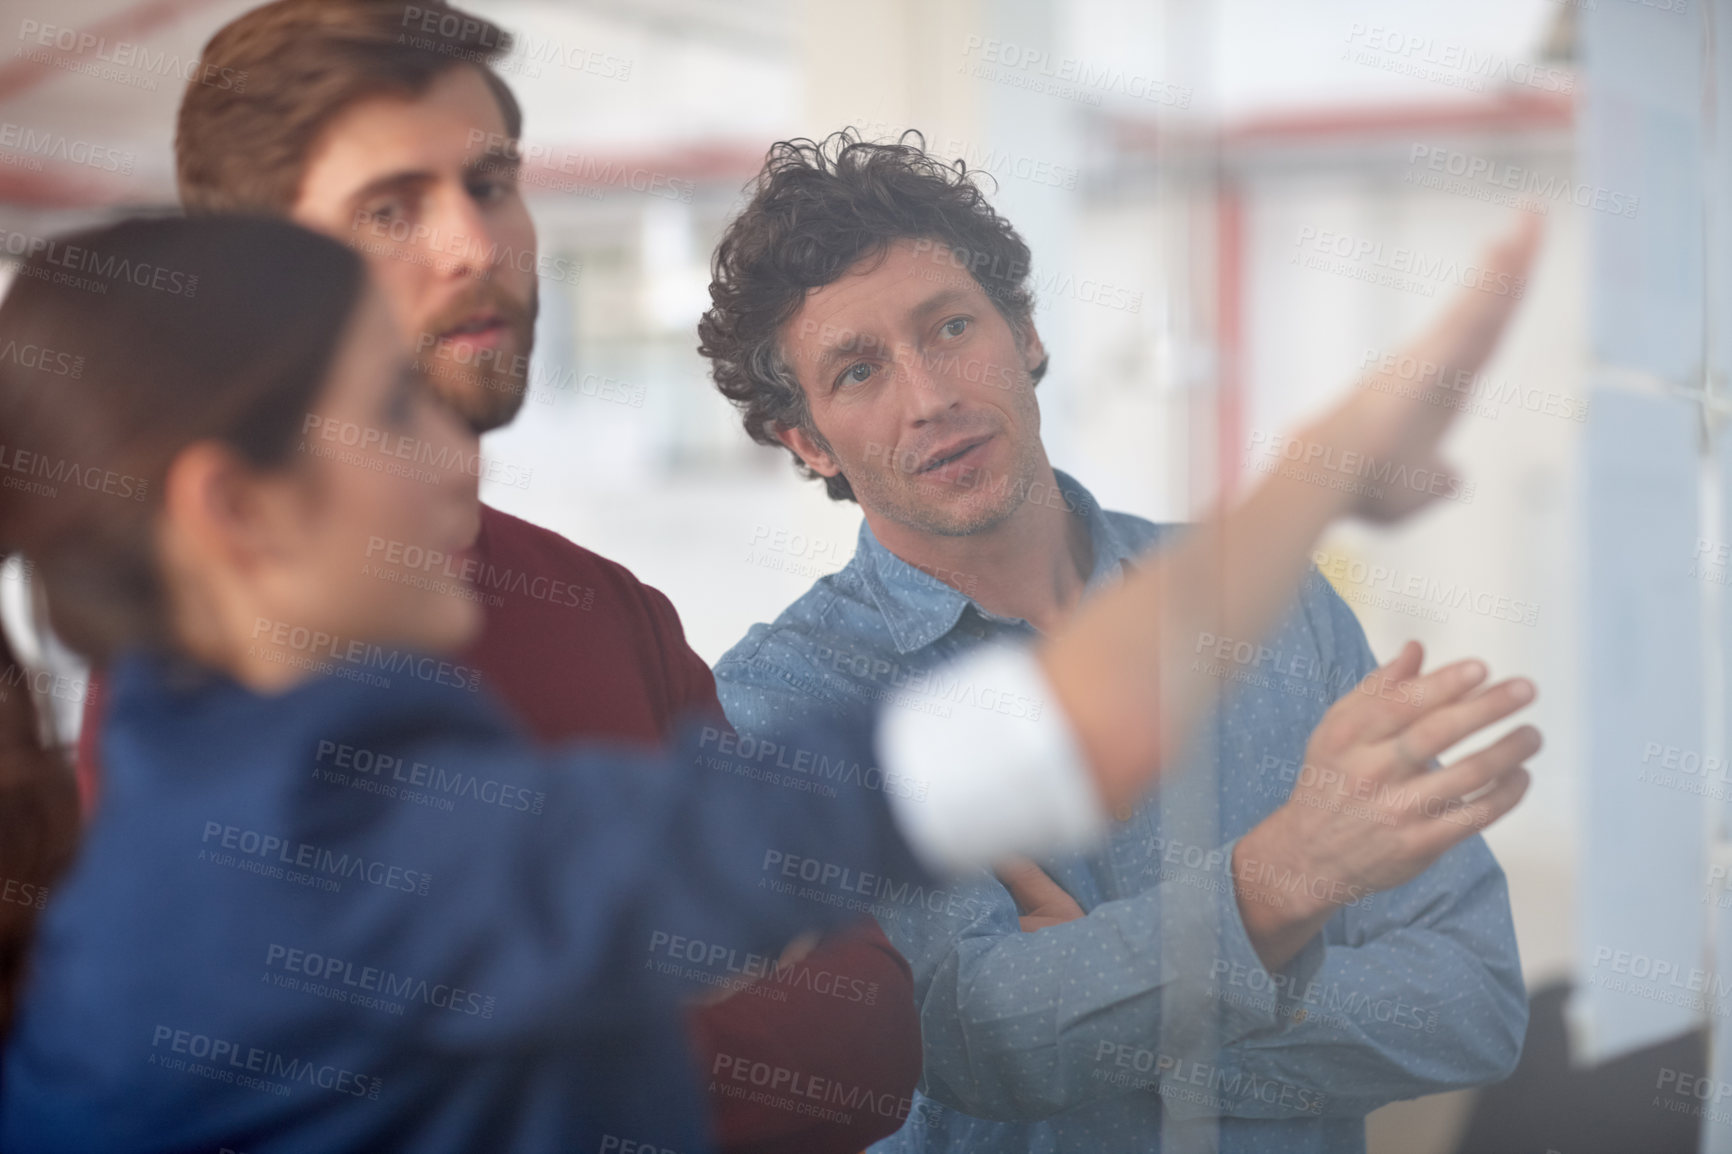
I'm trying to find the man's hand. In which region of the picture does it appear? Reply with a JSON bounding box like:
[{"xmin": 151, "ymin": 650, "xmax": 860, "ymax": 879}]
[
  {"xmin": 996, "ymin": 858, "xmax": 1086, "ymax": 932},
  {"xmin": 1322, "ymin": 215, "xmax": 1544, "ymax": 523},
  {"xmin": 1232, "ymin": 640, "xmax": 1538, "ymax": 971}
]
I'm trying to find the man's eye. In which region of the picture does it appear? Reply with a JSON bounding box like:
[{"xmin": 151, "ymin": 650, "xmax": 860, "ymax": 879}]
[
  {"xmin": 942, "ymin": 317, "xmax": 970, "ymax": 338},
  {"xmin": 360, "ymin": 199, "xmax": 406, "ymax": 228},
  {"xmin": 837, "ymin": 362, "xmax": 875, "ymax": 389},
  {"xmin": 471, "ymin": 177, "xmax": 514, "ymax": 203}
]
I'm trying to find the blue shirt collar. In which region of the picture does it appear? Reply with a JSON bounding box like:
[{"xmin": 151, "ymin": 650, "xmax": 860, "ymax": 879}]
[{"xmin": 852, "ymin": 469, "xmax": 1150, "ymax": 655}]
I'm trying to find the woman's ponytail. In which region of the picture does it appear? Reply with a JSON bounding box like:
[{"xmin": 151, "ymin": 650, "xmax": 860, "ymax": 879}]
[{"xmin": 0, "ymin": 601, "xmax": 79, "ymax": 1031}]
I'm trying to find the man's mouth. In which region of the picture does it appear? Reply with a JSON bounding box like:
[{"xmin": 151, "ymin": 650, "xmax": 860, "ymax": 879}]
[
  {"xmin": 437, "ymin": 313, "xmax": 508, "ymax": 347},
  {"xmin": 915, "ymin": 435, "xmax": 990, "ymax": 476}
]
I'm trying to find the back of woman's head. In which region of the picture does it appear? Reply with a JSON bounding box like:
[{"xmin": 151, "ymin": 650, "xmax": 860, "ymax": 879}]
[
  {"xmin": 0, "ymin": 214, "xmax": 367, "ymax": 657},
  {"xmin": 0, "ymin": 213, "xmax": 368, "ymax": 1028}
]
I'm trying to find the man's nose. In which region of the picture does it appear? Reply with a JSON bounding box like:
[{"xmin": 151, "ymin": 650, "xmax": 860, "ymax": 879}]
[
  {"xmin": 426, "ymin": 189, "xmax": 505, "ymax": 282},
  {"xmin": 898, "ymin": 346, "xmax": 964, "ymax": 425}
]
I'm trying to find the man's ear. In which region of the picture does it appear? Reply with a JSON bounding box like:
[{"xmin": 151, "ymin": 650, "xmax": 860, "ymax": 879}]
[
  {"xmin": 1019, "ymin": 321, "xmax": 1048, "ymax": 379},
  {"xmin": 773, "ymin": 422, "xmax": 843, "ymax": 480}
]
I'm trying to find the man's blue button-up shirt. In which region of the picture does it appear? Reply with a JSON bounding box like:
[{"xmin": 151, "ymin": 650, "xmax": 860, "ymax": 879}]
[{"xmin": 714, "ymin": 470, "xmax": 1526, "ymax": 1154}]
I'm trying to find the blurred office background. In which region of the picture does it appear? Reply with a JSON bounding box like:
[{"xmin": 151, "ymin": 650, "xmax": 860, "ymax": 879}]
[{"xmin": 1, "ymin": 0, "xmax": 1725, "ymax": 1149}]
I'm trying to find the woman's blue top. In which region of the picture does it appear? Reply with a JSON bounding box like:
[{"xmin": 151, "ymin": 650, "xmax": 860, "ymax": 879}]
[{"xmin": 0, "ymin": 649, "xmax": 922, "ymax": 1152}]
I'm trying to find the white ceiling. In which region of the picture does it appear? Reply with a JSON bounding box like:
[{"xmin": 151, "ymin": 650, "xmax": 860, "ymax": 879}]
[{"xmin": 0, "ymin": 0, "xmax": 1561, "ymax": 215}]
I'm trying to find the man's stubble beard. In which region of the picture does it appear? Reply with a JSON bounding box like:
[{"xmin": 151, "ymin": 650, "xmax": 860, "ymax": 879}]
[
  {"xmin": 417, "ymin": 278, "xmax": 540, "ymax": 435},
  {"xmin": 845, "ymin": 384, "xmax": 1047, "ymax": 540}
]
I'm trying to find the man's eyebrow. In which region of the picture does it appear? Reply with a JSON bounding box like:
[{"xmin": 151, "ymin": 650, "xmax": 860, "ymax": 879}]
[
  {"xmin": 909, "ymin": 286, "xmax": 975, "ymax": 321},
  {"xmin": 811, "ymin": 286, "xmax": 980, "ymax": 375},
  {"xmin": 344, "ymin": 154, "xmax": 518, "ymax": 210},
  {"xmin": 465, "ymin": 149, "xmax": 520, "ymax": 178},
  {"xmin": 814, "ymin": 330, "xmax": 883, "ymax": 375},
  {"xmin": 345, "ymin": 169, "xmax": 434, "ymax": 209}
]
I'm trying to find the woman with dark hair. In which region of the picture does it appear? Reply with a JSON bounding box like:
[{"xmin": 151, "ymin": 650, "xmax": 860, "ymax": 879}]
[
  {"xmin": 0, "ymin": 215, "xmax": 1538, "ymax": 1152},
  {"xmin": 0, "ymin": 215, "xmax": 920, "ymax": 1152}
]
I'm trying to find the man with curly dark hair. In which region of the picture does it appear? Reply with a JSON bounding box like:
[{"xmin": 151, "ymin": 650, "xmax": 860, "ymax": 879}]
[
  {"xmin": 700, "ymin": 131, "xmax": 1044, "ymax": 509},
  {"xmin": 701, "ymin": 129, "xmax": 1538, "ymax": 1153}
]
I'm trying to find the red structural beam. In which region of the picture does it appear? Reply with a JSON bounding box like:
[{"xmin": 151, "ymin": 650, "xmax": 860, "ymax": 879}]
[
  {"xmin": 1215, "ymin": 182, "xmax": 1245, "ymax": 500},
  {"xmin": 0, "ymin": 0, "xmax": 236, "ymax": 105},
  {"xmin": 1112, "ymin": 87, "xmax": 1573, "ymax": 160}
]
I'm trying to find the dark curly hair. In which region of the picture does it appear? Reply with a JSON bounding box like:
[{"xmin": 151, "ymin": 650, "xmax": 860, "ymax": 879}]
[{"xmin": 697, "ymin": 129, "xmax": 1044, "ymax": 502}]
